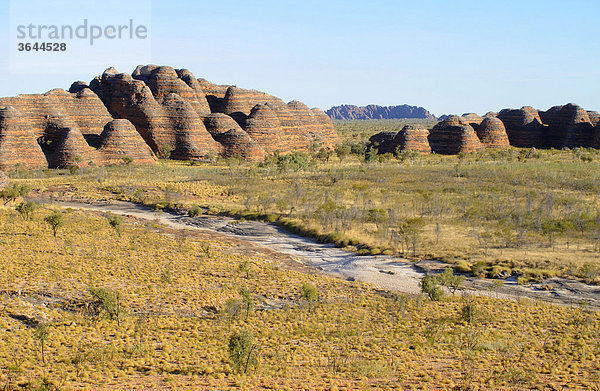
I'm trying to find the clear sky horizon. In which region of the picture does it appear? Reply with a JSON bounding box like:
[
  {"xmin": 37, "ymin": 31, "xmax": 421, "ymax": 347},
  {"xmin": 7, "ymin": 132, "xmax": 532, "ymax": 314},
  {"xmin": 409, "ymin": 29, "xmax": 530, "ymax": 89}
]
[{"xmin": 0, "ymin": 0, "xmax": 598, "ymax": 117}]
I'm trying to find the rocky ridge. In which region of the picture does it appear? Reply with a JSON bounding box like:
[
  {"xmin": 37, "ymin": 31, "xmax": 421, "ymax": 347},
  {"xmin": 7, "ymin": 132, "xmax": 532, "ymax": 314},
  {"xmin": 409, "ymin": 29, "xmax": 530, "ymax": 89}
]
[{"xmin": 327, "ymin": 104, "xmax": 436, "ymax": 120}]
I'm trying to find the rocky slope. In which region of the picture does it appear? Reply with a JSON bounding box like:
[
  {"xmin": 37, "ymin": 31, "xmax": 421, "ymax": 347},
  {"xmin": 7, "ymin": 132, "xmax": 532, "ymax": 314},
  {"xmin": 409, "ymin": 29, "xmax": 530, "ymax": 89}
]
[
  {"xmin": 0, "ymin": 65, "xmax": 340, "ymax": 170},
  {"xmin": 369, "ymin": 104, "xmax": 600, "ymax": 155},
  {"xmin": 327, "ymin": 104, "xmax": 436, "ymax": 120}
]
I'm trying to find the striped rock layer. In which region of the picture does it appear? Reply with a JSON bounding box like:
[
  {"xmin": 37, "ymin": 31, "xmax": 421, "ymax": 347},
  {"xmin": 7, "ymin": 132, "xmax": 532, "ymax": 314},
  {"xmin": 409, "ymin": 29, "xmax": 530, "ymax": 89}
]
[
  {"xmin": 369, "ymin": 103, "xmax": 599, "ymax": 157},
  {"xmin": 0, "ymin": 65, "xmax": 340, "ymax": 169}
]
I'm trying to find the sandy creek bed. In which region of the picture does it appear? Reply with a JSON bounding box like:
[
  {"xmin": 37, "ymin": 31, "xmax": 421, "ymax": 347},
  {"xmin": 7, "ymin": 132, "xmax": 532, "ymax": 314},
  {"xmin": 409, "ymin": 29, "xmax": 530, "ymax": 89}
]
[{"xmin": 41, "ymin": 198, "xmax": 600, "ymax": 310}]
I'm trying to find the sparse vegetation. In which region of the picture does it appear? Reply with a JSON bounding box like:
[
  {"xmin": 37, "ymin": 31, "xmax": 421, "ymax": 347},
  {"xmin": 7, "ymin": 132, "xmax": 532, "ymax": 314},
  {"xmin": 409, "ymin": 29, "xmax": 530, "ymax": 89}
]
[
  {"xmin": 0, "ymin": 121, "xmax": 599, "ymax": 389},
  {"xmin": 0, "ymin": 205, "xmax": 597, "ymax": 389}
]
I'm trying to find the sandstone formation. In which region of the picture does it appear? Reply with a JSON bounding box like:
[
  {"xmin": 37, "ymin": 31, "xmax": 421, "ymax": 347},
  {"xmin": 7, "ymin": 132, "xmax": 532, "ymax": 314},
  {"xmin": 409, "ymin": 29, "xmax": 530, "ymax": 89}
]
[
  {"xmin": 497, "ymin": 107, "xmax": 544, "ymax": 147},
  {"xmin": 327, "ymin": 104, "xmax": 436, "ymax": 120},
  {"xmin": 543, "ymin": 104, "xmax": 595, "ymax": 148},
  {"xmin": 371, "ymin": 103, "xmax": 600, "ymax": 156},
  {"xmin": 0, "ymin": 106, "xmax": 47, "ymax": 170},
  {"xmin": 588, "ymin": 111, "xmax": 600, "ymax": 127},
  {"xmin": 368, "ymin": 131, "xmax": 399, "ymax": 154},
  {"xmin": 211, "ymin": 129, "xmax": 266, "ymax": 161},
  {"xmin": 45, "ymin": 123, "xmax": 101, "ymax": 169},
  {"xmin": 460, "ymin": 113, "xmax": 484, "ymax": 129},
  {"xmin": 98, "ymin": 119, "xmax": 157, "ymax": 165},
  {"xmin": 428, "ymin": 123, "xmax": 483, "ymax": 154},
  {"xmin": 393, "ymin": 125, "xmax": 431, "ymax": 153},
  {"xmin": 243, "ymin": 104, "xmax": 285, "ymax": 153},
  {"xmin": 476, "ymin": 116, "xmax": 510, "ymax": 149},
  {"xmin": 0, "ymin": 64, "xmax": 340, "ymax": 169}
]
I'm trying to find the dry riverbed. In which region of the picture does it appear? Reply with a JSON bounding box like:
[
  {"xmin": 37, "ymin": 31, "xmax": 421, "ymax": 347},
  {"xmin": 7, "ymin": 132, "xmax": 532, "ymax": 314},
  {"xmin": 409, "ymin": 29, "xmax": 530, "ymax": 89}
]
[{"xmin": 37, "ymin": 197, "xmax": 600, "ymax": 310}]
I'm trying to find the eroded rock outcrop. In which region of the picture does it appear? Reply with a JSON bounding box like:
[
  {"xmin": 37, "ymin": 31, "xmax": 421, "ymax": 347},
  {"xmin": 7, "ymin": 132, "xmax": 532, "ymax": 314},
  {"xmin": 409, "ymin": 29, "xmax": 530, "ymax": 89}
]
[
  {"xmin": 243, "ymin": 104, "xmax": 285, "ymax": 153},
  {"xmin": 0, "ymin": 106, "xmax": 47, "ymax": 170},
  {"xmin": 98, "ymin": 119, "xmax": 157, "ymax": 165},
  {"xmin": 368, "ymin": 103, "xmax": 600, "ymax": 157},
  {"xmin": 497, "ymin": 107, "xmax": 544, "ymax": 148},
  {"xmin": 393, "ymin": 125, "xmax": 431, "ymax": 153},
  {"xmin": 211, "ymin": 129, "xmax": 266, "ymax": 161},
  {"xmin": 476, "ymin": 116, "xmax": 510, "ymax": 149},
  {"xmin": 428, "ymin": 123, "xmax": 483, "ymax": 154},
  {"xmin": 543, "ymin": 104, "xmax": 595, "ymax": 148},
  {"xmin": 45, "ymin": 123, "xmax": 101, "ymax": 169}
]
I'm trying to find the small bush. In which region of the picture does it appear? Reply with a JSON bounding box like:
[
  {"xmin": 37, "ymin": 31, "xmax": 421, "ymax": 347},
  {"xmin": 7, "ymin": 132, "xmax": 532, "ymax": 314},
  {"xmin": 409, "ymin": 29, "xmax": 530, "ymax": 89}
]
[
  {"xmin": 107, "ymin": 214, "xmax": 123, "ymax": 236},
  {"xmin": 454, "ymin": 260, "xmax": 472, "ymax": 274},
  {"xmin": 16, "ymin": 201, "xmax": 37, "ymax": 221},
  {"xmin": 1, "ymin": 183, "xmax": 30, "ymax": 205},
  {"xmin": 300, "ymin": 282, "xmax": 318, "ymax": 311},
  {"xmin": 460, "ymin": 297, "xmax": 478, "ymax": 324},
  {"xmin": 88, "ymin": 287, "xmax": 122, "ymax": 324},
  {"xmin": 228, "ymin": 329, "xmax": 258, "ymax": 374},
  {"xmin": 188, "ymin": 204, "xmax": 202, "ymax": 217},
  {"xmin": 420, "ymin": 275, "xmax": 444, "ymax": 301},
  {"xmin": 436, "ymin": 268, "xmax": 465, "ymax": 294}
]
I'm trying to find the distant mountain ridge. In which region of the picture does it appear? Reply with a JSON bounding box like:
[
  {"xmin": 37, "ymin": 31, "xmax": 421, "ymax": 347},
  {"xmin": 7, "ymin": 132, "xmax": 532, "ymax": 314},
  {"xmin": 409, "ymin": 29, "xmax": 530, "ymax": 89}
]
[{"xmin": 326, "ymin": 104, "xmax": 436, "ymax": 120}]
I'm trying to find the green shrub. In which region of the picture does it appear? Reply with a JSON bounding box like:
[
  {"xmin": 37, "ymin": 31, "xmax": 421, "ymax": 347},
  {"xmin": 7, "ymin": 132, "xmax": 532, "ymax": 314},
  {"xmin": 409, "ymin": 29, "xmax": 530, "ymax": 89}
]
[
  {"xmin": 1, "ymin": 183, "xmax": 30, "ymax": 205},
  {"xmin": 420, "ymin": 275, "xmax": 444, "ymax": 301},
  {"xmin": 228, "ymin": 329, "xmax": 258, "ymax": 374},
  {"xmin": 436, "ymin": 268, "xmax": 465, "ymax": 294},
  {"xmin": 44, "ymin": 211, "xmax": 65, "ymax": 237},
  {"xmin": 454, "ymin": 260, "xmax": 472, "ymax": 274},
  {"xmin": 470, "ymin": 261, "xmax": 487, "ymax": 277},
  {"xmin": 88, "ymin": 287, "xmax": 122, "ymax": 324},
  {"xmin": 107, "ymin": 214, "xmax": 123, "ymax": 236},
  {"xmin": 16, "ymin": 201, "xmax": 37, "ymax": 221},
  {"xmin": 188, "ymin": 204, "xmax": 202, "ymax": 217},
  {"xmin": 300, "ymin": 282, "xmax": 318, "ymax": 312}
]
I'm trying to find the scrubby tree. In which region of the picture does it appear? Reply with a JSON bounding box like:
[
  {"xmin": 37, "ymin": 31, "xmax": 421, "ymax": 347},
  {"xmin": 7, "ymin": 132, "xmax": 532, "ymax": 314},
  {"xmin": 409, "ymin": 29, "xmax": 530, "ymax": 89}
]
[
  {"xmin": 88, "ymin": 287, "xmax": 122, "ymax": 325},
  {"xmin": 44, "ymin": 211, "xmax": 65, "ymax": 237},
  {"xmin": 16, "ymin": 201, "xmax": 36, "ymax": 221},
  {"xmin": 239, "ymin": 287, "xmax": 254, "ymax": 320},
  {"xmin": 420, "ymin": 275, "xmax": 444, "ymax": 301},
  {"xmin": 335, "ymin": 142, "xmax": 352, "ymax": 162},
  {"xmin": 34, "ymin": 323, "xmax": 50, "ymax": 365},
  {"xmin": 1, "ymin": 183, "xmax": 30, "ymax": 205},
  {"xmin": 238, "ymin": 260, "xmax": 251, "ymax": 279},
  {"xmin": 228, "ymin": 329, "xmax": 258, "ymax": 374},
  {"xmin": 436, "ymin": 268, "xmax": 465, "ymax": 294}
]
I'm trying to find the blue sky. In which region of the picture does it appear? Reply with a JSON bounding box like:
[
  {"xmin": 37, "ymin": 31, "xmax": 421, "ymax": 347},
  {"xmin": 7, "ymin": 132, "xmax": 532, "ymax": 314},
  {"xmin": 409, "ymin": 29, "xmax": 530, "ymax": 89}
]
[{"xmin": 0, "ymin": 0, "xmax": 598, "ymax": 116}]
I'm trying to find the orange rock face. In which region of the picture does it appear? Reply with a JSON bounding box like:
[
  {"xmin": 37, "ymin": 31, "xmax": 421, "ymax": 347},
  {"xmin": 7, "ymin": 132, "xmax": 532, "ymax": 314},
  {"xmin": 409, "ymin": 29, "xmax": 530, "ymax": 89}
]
[
  {"xmin": 476, "ymin": 116, "xmax": 510, "ymax": 148},
  {"xmin": 0, "ymin": 106, "xmax": 47, "ymax": 170},
  {"xmin": 98, "ymin": 119, "xmax": 157, "ymax": 165},
  {"xmin": 429, "ymin": 123, "xmax": 483, "ymax": 154},
  {"xmin": 393, "ymin": 125, "xmax": 431, "ymax": 154}
]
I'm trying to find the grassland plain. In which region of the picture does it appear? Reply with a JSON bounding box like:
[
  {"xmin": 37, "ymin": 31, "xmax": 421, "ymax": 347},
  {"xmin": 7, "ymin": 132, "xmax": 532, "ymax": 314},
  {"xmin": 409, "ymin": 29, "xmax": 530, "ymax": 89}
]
[
  {"xmin": 0, "ymin": 206, "xmax": 599, "ymax": 390},
  {"xmin": 1, "ymin": 119, "xmax": 599, "ymax": 389}
]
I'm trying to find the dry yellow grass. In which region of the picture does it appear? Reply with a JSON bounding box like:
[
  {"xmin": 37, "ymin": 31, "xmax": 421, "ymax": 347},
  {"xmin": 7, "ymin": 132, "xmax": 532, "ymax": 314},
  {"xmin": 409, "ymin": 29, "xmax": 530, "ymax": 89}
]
[{"xmin": 0, "ymin": 205, "xmax": 599, "ymax": 390}]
